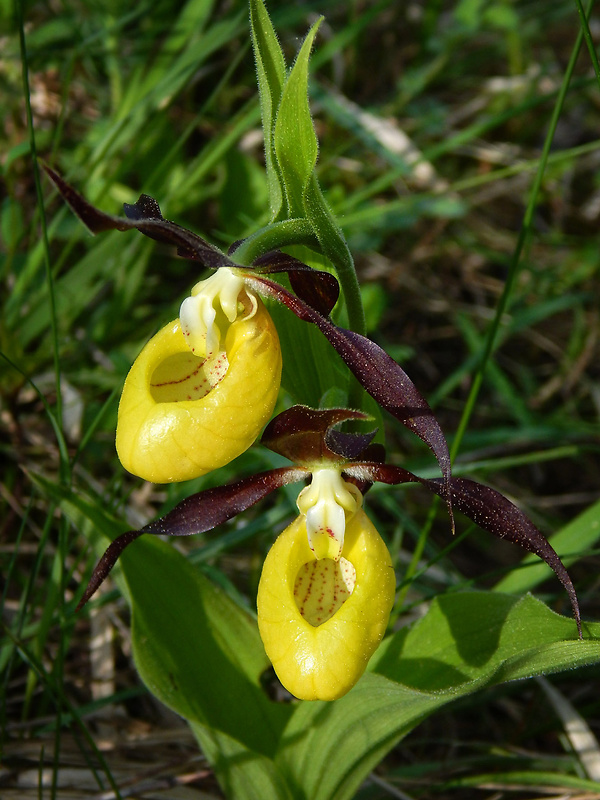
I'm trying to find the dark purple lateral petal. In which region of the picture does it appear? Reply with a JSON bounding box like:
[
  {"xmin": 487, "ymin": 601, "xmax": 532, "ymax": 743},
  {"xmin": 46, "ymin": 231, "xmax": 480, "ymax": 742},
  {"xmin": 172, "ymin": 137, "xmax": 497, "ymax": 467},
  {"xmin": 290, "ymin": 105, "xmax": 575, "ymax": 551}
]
[
  {"xmin": 77, "ymin": 467, "xmax": 307, "ymax": 610},
  {"xmin": 43, "ymin": 165, "xmax": 234, "ymax": 270},
  {"xmin": 261, "ymin": 405, "xmax": 370, "ymax": 464},
  {"xmin": 425, "ymin": 476, "xmax": 583, "ymax": 640},
  {"xmin": 343, "ymin": 461, "xmax": 419, "ymax": 487},
  {"xmin": 348, "ymin": 462, "xmax": 582, "ymax": 640},
  {"xmin": 76, "ymin": 529, "xmax": 145, "ymax": 611},
  {"xmin": 143, "ymin": 467, "xmax": 308, "ymax": 536},
  {"xmin": 247, "ymin": 275, "xmax": 454, "ymax": 528},
  {"xmin": 252, "ymin": 251, "xmax": 340, "ymax": 317}
]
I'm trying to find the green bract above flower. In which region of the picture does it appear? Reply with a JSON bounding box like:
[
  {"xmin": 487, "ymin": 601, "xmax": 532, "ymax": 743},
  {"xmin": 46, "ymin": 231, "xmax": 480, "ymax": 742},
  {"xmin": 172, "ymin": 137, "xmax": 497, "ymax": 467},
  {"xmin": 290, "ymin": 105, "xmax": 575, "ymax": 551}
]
[{"xmin": 116, "ymin": 277, "xmax": 281, "ymax": 483}]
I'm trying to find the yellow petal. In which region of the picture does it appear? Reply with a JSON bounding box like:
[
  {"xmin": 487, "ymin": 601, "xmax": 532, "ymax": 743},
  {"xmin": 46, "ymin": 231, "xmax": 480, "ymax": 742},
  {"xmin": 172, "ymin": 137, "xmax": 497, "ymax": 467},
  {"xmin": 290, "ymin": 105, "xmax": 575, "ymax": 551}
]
[
  {"xmin": 257, "ymin": 509, "xmax": 395, "ymax": 701},
  {"xmin": 116, "ymin": 295, "xmax": 281, "ymax": 482}
]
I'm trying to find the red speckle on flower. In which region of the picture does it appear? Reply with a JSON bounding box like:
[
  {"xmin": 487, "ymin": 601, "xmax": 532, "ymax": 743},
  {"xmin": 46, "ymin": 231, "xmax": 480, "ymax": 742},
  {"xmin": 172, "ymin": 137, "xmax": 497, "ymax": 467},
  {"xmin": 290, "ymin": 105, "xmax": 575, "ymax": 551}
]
[{"xmin": 151, "ymin": 360, "xmax": 207, "ymax": 388}]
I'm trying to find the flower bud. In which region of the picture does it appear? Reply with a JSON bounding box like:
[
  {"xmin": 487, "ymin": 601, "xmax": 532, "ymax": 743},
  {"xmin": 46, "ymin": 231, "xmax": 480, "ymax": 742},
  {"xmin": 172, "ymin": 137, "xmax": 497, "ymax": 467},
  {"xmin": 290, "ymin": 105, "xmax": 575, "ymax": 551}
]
[
  {"xmin": 116, "ymin": 285, "xmax": 281, "ymax": 483},
  {"xmin": 257, "ymin": 508, "xmax": 395, "ymax": 701}
]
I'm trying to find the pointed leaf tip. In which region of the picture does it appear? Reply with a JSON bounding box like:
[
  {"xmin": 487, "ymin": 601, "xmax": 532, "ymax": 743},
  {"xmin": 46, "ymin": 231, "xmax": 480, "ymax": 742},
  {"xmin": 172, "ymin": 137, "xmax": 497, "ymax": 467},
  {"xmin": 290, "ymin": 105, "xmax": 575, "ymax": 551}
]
[{"xmin": 273, "ymin": 16, "xmax": 322, "ymax": 215}]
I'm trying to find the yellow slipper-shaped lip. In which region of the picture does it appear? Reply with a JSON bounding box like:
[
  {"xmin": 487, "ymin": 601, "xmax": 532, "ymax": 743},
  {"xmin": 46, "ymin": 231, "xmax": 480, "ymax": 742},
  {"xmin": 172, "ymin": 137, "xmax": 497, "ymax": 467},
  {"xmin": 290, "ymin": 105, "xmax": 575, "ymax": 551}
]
[
  {"xmin": 116, "ymin": 294, "xmax": 281, "ymax": 483},
  {"xmin": 257, "ymin": 508, "xmax": 395, "ymax": 701}
]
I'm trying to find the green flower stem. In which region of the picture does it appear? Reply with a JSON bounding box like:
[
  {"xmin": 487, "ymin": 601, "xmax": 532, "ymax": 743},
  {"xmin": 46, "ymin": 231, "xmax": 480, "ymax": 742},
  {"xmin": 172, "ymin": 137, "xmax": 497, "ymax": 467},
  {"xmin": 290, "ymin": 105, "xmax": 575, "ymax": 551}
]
[
  {"xmin": 304, "ymin": 180, "xmax": 367, "ymax": 406},
  {"xmin": 326, "ymin": 236, "xmax": 366, "ymax": 338},
  {"xmin": 233, "ymin": 212, "xmax": 367, "ymax": 411},
  {"xmin": 320, "ymin": 236, "xmax": 367, "ymax": 410},
  {"xmin": 303, "ymin": 175, "xmax": 367, "ymax": 338},
  {"xmin": 232, "ymin": 218, "xmax": 317, "ymax": 264}
]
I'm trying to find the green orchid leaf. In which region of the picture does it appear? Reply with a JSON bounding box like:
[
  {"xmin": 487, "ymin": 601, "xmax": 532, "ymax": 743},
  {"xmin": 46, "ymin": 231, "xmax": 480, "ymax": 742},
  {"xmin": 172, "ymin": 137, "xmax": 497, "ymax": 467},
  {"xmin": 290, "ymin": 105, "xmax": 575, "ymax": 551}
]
[
  {"xmin": 273, "ymin": 18, "xmax": 322, "ymax": 218},
  {"xmin": 371, "ymin": 592, "xmax": 591, "ymax": 688},
  {"xmin": 276, "ymin": 674, "xmax": 442, "ymax": 800},
  {"xmin": 249, "ymin": 0, "xmax": 287, "ymax": 220},
  {"xmin": 123, "ymin": 533, "xmax": 294, "ymax": 800},
  {"xmin": 274, "ymin": 592, "xmax": 600, "ymax": 800},
  {"xmin": 37, "ymin": 472, "xmax": 600, "ymax": 800},
  {"xmin": 121, "ymin": 535, "xmax": 292, "ymax": 754},
  {"xmin": 32, "ymin": 475, "xmax": 293, "ymax": 797},
  {"xmin": 190, "ymin": 723, "xmax": 293, "ymax": 800}
]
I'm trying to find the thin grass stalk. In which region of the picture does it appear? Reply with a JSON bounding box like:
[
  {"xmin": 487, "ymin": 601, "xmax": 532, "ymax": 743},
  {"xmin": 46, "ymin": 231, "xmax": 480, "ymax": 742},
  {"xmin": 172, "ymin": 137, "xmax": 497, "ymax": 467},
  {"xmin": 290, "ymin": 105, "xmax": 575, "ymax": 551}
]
[
  {"xmin": 4, "ymin": 626, "xmax": 124, "ymax": 799},
  {"xmin": 574, "ymin": 0, "xmax": 600, "ymax": 88},
  {"xmin": 17, "ymin": 0, "xmax": 67, "ymax": 484},
  {"xmin": 450, "ymin": 2, "xmax": 591, "ymax": 463},
  {"xmin": 395, "ymin": 3, "xmax": 592, "ymax": 616},
  {"xmin": 51, "ymin": 515, "xmax": 71, "ymax": 800},
  {"xmin": 394, "ymin": 499, "xmax": 440, "ymax": 613},
  {"xmin": 0, "ymin": 509, "xmax": 28, "ymax": 738},
  {"xmin": 73, "ymin": 387, "xmax": 120, "ymax": 468}
]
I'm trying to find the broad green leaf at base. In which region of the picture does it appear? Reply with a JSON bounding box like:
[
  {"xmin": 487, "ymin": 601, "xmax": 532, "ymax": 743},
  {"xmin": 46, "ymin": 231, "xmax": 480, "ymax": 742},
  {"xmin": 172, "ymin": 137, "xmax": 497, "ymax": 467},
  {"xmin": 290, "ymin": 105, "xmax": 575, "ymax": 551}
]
[
  {"xmin": 122, "ymin": 535, "xmax": 292, "ymax": 757},
  {"xmin": 274, "ymin": 592, "xmax": 600, "ymax": 800},
  {"xmin": 38, "ymin": 475, "xmax": 600, "ymax": 800}
]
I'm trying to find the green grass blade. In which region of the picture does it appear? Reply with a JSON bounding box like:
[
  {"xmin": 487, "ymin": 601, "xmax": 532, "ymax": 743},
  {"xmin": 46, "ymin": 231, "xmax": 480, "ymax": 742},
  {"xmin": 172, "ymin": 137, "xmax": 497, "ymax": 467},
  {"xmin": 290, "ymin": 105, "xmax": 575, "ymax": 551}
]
[{"xmin": 450, "ymin": 6, "xmax": 590, "ymax": 462}]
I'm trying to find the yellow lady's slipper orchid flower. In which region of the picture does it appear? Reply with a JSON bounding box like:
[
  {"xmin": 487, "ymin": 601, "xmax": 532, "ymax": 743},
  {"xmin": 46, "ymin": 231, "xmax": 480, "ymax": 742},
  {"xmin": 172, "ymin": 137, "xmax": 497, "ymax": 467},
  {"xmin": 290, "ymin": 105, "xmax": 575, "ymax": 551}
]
[
  {"xmin": 257, "ymin": 470, "xmax": 396, "ymax": 701},
  {"xmin": 116, "ymin": 268, "xmax": 281, "ymax": 483}
]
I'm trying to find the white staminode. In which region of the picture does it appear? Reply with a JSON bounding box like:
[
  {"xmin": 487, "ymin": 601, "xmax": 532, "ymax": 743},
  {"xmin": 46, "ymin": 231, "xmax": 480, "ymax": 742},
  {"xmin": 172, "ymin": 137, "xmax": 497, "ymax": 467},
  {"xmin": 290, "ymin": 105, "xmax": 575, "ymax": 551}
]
[
  {"xmin": 179, "ymin": 267, "xmax": 250, "ymax": 359},
  {"xmin": 296, "ymin": 468, "xmax": 363, "ymax": 561}
]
